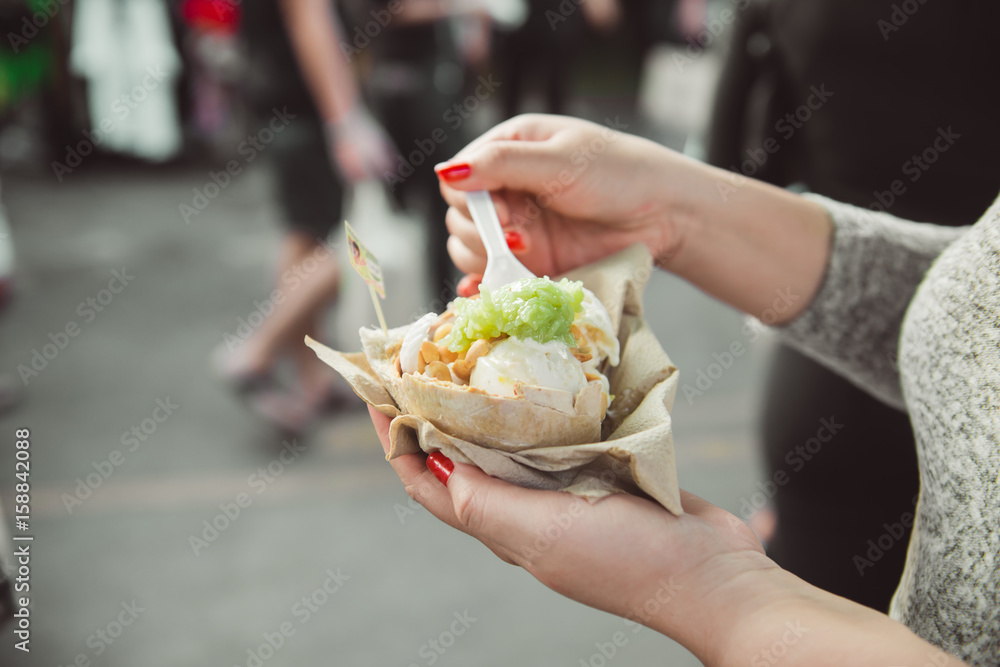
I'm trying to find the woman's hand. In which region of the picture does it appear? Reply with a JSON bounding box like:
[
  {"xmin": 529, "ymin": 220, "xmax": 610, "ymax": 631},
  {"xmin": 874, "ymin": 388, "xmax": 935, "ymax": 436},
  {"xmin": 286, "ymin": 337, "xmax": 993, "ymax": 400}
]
[
  {"xmin": 368, "ymin": 407, "xmax": 777, "ymax": 662},
  {"xmin": 435, "ymin": 114, "xmax": 707, "ymax": 284},
  {"xmin": 325, "ymin": 105, "xmax": 397, "ymax": 183},
  {"xmin": 436, "ymin": 113, "xmax": 833, "ymax": 323},
  {"xmin": 369, "ymin": 406, "xmax": 969, "ymax": 666}
]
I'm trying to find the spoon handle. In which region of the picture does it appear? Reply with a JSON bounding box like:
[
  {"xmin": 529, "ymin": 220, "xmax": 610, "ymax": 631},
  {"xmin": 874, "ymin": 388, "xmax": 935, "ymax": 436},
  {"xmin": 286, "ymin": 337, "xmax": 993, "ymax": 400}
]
[{"xmin": 466, "ymin": 190, "xmax": 508, "ymax": 262}]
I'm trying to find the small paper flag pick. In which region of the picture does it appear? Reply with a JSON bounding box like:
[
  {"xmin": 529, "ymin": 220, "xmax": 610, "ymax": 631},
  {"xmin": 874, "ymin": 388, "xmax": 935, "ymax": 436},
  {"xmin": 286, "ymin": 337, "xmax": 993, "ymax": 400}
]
[{"xmin": 345, "ymin": 222, "xmax": 387, "ymax": 333}]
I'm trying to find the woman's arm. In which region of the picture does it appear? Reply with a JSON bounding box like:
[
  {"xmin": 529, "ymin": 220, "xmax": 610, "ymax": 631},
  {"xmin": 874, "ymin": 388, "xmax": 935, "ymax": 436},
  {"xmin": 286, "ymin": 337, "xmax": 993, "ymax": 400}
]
[
  {"xmin": 655, "ymin": 164, "xmax": 834, "ymax": 324},
  {"xmin": 660, "ymin": 168, "xmax": 966, "ymax": 407},
  {"xmin": 278, "ymin": 0, "xmax": 395, "ymax": 181},
  {"xmin": 278, "ymin": 0, "xmax": 358, "ymax": 123},
  {"xmin": 436, "ymin": 114, "xmax": 968, "ymax": 406}
]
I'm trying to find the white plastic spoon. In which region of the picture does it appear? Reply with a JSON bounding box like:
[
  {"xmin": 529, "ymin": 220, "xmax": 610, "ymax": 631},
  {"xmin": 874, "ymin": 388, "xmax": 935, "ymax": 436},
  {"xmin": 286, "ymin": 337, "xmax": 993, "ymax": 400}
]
[{"xmin": 465, "ymin": 190, "xmax": 535, "ymax": 291}]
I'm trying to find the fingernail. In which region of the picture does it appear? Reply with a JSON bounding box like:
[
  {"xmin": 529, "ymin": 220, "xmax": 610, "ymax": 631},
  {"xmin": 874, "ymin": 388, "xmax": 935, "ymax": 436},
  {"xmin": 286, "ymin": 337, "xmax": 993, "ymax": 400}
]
[
  {"xmin": 436, "ymin": 163, "xmax": 471, "ymax": 182},
  {"xmin": 504, "ymin": 230, "xmax": 526, "ymax": 252},
  {"xmin": 426, "ymin": 452, "xmax": 454, "ymax": 486},
  {"xmin": 457, "ymin": 275, "xmax": 482, "ymax": 298}
]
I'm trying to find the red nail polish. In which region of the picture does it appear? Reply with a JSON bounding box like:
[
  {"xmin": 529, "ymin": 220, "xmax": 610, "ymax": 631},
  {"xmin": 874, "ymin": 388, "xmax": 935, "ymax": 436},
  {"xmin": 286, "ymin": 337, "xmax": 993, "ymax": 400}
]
[
  {"xmin": 437, "ymin": 164, "xmax": 471, "ymax": 182},
  {"xmin": 457, "ymin": 275, "xmax": 482, "ymax": 298},
  {"xmin": 505, "ymin": 230, "xmax": 526, "ymax": 252},
  {"xmin": 426, "ymin": 451, "xmax": 454, "ymax": 486}
]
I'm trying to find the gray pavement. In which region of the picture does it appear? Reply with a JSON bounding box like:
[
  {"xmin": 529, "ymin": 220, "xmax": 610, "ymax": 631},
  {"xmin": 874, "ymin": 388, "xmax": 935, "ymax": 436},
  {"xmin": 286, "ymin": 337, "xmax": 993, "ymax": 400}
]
[{"xmin": 0, "ymin": 47, "xmax": 775, "ymax": 667}]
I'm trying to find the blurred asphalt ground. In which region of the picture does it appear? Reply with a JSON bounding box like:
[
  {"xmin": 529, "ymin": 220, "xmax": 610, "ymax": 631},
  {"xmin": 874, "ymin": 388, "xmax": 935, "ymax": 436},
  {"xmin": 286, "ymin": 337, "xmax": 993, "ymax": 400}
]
[{"xmin": 0, "ymin": 46, "xmax": 775, "ymax": 666}]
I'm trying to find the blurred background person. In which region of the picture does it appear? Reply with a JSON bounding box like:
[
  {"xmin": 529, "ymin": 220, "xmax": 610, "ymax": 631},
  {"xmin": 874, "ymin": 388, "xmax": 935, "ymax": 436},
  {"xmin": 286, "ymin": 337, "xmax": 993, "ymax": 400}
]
[
  {"xmin": 494, "ymin": 0, "xmax": 707, "ymax": 122},
  {"xmin": 707, "ymin": 0, "xmax": 1000, "ymax": 611},
  {"xmin": 177, "ymin": 0, "xmax": 243, "ymax": 154},
  {"xmin": 213, "ymin": 0, "xmax": 394, "ymax": 433},
  {"xmin": 216, "ymin": 0, "xmax": 490, "ymax": 434}
]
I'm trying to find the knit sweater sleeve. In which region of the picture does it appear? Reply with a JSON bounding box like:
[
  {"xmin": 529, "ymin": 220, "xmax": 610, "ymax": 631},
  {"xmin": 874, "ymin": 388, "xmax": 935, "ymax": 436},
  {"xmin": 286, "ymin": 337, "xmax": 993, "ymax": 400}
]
[{"xmin": 775, "ymin": 194, "xmax": 968, "ymax": 409}]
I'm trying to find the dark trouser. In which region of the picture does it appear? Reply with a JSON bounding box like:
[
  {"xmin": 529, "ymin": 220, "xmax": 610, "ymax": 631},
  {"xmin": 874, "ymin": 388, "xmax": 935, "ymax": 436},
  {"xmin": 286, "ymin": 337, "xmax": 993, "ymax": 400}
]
[
  {"xmin": 761, "ymin": 345, "xmax": 919, "ymax": 612},
  {"xmin": 368, "ymin": 69, "xmax": 467, "ymax": 303}
]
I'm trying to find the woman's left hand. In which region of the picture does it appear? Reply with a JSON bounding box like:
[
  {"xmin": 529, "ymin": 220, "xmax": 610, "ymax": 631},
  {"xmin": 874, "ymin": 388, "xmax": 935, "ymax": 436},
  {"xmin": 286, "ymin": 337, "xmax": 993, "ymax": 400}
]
[{"xmin": 368, "ymin": 406, "xmax": 776, "ymax": 662}]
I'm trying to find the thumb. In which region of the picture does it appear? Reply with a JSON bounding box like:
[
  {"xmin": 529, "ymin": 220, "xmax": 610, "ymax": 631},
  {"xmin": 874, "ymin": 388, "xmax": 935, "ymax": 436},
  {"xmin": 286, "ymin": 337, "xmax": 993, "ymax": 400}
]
[
  {"xmin": 435, "ymin": 139, "xmax": 565, "ymax": 194},
  {"xmin": 443, "ymin": 461, "xmax": 582, "ymax": 567}
]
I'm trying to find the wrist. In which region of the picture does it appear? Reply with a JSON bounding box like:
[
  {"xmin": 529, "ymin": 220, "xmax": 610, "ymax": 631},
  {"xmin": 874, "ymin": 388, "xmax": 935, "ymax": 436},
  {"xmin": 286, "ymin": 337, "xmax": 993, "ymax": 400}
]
[
  {"xmin": 643, "ymin": 151, "xmax": 719, "ymax": 271},
  {"xmin": 673, "ymin": 560, "xmax": 945, "ymax": 667},
  {"xmin": 691, "ymin": 563, "xmax": 818, "ymax": 666},
  {"xmin": 639, "ymin": 550, "xmax": 796, "ymax": 663},
  {"xmin": 649, "ymin": 158, "xmax": 832, "ymax": 323}
]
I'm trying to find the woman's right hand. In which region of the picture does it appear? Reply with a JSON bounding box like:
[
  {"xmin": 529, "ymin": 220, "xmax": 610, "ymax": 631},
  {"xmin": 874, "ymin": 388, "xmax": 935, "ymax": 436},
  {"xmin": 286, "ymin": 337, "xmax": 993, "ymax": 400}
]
[
  {"xmin": 435, "ymin": 114, "xmax": 710, "ymax": 284},
  {"xmin": 437, "ymin": 113, "xmax": 832, "ymax": 323}
]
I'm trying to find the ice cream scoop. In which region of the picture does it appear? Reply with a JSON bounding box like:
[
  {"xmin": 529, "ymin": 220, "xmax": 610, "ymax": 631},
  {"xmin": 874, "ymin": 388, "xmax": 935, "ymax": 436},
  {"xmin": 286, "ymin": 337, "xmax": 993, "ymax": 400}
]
[{"xmin": 470, "ymin": 337, "xmax": 589, "ymax": 398}]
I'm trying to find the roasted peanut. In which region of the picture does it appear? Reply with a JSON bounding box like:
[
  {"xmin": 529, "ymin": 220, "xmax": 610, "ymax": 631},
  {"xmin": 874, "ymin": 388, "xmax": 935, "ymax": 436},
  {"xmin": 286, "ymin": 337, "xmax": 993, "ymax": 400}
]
[
  {"xmin": 437, "ymin": 345, "xmax": 458, "ymax": 363},
  {"xmin": 417, "ymin": 350, "xmax": 427, "ymax": 373},
  {"xmin": 466, "ymin": 339, "xmax": 492, "ymax": 366},
  {"xmin": 432, "ymin": 322, "xmax": 453, "ymax": 342},
  {"xmin": 426, "ymin": 360, "xmax": 451, "ymax": 382},
  {"xmin": 420, "ymin": 340, "xmax": 440, "ymax": 364},
  {"xmin": 452, "ymin": 359, "xmax": 472, "ymax": 381}
]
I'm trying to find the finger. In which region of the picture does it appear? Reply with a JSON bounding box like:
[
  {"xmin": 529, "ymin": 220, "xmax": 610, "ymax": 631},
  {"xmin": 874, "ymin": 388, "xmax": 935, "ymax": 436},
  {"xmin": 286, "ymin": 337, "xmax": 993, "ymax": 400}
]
[
  {"xmin": 435, "ymin": 139, "xmax": 567, "ymax": 193},
  {"xmin": 367, "ymin": 406, "xmax": 466, "ymax": 532},
  {"xmin": 456, "ymin": 274, "xmax": 482, "ymax": 298},
  {"xmin": 369, "ymin": 406, "xmax": 393, "ymax": 455},
  {"xmin": 388, "ymin": 452, "xmax": 467, "ymax": 532},
  {"xmin": 445, "ymin": 207, "xmax": 485, "ymax": 257},
  {"xmin": 436, "ymin": 113, "xmax": 583, "ymax": 205},
  {"xmin": 443, "ymin": 462, "xmax": 580, "ymax": 566},
  {"xmin": 443, "ymin": 113, "xmax": 568, "ymax": 163},
  {"xmin": 440, "ymin": 188, "xmax": 517, "ymax": 236},
  {"xmin": 440, "ymin": 181, "xmax": 465, "ymax": 214},
  {"xmin": 447, "ymin": 235, "xmax": 488, "ymax": 276}
]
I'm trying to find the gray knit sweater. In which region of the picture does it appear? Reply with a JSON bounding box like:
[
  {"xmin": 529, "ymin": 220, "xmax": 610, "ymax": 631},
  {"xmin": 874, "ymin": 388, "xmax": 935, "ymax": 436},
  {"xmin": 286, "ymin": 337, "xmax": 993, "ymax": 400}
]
[{"xmin": 779, "ymin": 193, "xmax": 999, "ymax": 664}]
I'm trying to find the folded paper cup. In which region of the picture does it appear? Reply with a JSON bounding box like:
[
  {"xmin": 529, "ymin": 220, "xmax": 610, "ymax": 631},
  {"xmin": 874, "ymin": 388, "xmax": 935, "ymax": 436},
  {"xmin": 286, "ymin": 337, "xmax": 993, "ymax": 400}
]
[{"xmin": 306, "ymin": 244, "xmax": 682, "ymax": 514}]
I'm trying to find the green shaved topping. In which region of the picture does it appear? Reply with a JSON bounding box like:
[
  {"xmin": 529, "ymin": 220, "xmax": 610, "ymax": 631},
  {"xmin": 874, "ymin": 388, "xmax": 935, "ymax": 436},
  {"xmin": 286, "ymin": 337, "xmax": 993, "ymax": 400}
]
[{"xmin": 442, "ymin": 277, "xmax": 584, "ymax": 352}]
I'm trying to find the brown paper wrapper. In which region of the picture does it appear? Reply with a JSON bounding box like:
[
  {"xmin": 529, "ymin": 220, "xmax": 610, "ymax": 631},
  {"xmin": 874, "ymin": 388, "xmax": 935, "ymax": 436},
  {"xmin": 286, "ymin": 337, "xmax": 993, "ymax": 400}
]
[{"xmin": 306, "ymin": 244, "xmax": 682, "ymax": 514}]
